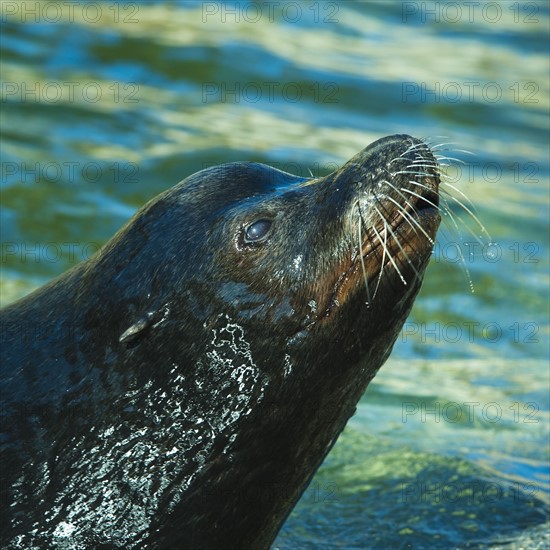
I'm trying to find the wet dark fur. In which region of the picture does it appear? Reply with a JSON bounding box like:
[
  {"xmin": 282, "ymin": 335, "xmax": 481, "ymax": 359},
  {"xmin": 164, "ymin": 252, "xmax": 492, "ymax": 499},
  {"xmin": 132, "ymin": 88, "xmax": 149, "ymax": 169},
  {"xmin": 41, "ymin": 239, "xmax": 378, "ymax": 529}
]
[{"xmin": 0, "ymin": 135, "xmax": 440, "ymax": 548}]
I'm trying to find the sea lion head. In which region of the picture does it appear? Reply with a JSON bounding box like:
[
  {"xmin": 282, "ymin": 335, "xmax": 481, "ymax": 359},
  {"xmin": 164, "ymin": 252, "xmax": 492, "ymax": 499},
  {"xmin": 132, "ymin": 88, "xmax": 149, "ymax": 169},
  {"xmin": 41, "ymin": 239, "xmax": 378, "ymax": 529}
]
[{"xmin": 170, "ymin": 134, "xmax": 441, "ymax": 363}]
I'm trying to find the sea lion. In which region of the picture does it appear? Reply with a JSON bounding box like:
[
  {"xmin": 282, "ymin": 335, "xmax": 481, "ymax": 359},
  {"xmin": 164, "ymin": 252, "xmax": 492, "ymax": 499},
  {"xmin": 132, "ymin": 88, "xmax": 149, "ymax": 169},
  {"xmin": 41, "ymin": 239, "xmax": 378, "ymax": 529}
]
[{"xmin": 0, "ymin": 134, "xmax": 441, "ymax": 548}]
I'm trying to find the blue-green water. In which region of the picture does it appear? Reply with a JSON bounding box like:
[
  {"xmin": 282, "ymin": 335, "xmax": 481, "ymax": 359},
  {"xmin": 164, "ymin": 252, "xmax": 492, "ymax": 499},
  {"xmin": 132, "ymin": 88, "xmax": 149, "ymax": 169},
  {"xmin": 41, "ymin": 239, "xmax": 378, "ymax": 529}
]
[{"xmin": 1, "ymin": 1, "xmax": 548, "ymax": 548}]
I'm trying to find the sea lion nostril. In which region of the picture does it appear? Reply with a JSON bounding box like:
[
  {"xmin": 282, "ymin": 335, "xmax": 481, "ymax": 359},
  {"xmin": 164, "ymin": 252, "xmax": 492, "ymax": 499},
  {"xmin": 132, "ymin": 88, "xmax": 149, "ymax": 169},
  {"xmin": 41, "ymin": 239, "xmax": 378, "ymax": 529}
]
[{"xmin": 417, "ymin": 189, "xmax": 439, "ymax": 211}]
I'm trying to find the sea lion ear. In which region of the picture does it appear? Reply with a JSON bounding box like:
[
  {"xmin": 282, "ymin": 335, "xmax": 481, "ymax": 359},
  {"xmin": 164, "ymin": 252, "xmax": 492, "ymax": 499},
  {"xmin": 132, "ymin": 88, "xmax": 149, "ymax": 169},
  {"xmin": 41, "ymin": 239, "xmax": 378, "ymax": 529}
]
[{"xmin": 119, "ymin": 304, "xmax": 170, "ymax": 347}]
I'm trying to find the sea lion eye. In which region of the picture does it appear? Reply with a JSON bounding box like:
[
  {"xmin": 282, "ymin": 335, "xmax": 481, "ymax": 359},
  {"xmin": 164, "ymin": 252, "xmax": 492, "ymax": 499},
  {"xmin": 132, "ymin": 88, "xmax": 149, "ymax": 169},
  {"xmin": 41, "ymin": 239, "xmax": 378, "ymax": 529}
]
[{"xmin": 244, "ymin": 219, "xmax": 272, "ymax": 244}]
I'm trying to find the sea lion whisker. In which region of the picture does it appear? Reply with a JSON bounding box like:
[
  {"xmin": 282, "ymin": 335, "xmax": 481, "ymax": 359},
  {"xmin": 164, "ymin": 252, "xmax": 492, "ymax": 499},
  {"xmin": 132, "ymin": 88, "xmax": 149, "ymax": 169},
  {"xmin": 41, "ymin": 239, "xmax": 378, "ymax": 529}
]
[
  {"xmin": 439, "ymin": 187, "xmax": 459, "ymax": 200},
  {"xmin": 382, "ymin": 179, "xmax": 421, "ymax": 215},
  {"xmin": 389, "ymin": 142, "xmax": 427, "ymax": 164},
  {"xmin": 428, "ymin": 142, "xmax": 456, "ymax": 151},
  {"xmin": 428, "ymin": 193, "xmax": 479, "ymax": 291},
  {"xmin": 435, "ymin": 155, "xmax": 467, "ymax": 166},
  {"xmin": 439, "ymin": 182, "xmax": 490, "ymax": 240},
  {"xmin": 398, "ymin": 157, "xmax": 438, "ymax": 169},
  {"xmin": 407, "ymin": 179, "xmax": 437, "ymax": 193},
  {"xmin": 407, "ymin": 158, "xmax": 439, "ymax": 168},
  {"xmin": 383, "ymin": 178, "xmax": 428, "ymax": 222},
  {"xmin": 372, "ymin": 224, "xmax": 407, "ymax": 287},
  {"xmin": 439, "ymin": 199, "xmax": 478, "ymax": 292},
  {"xmin": 407, "ymin": 179, "xmax": 444, "ymax": 211},
  {"xmin": 425, "ymin": 193, "xmax": 462, "ymax": 239},
  {"xmin": 441, "ymin": 198, "xmax": 489, "ymax": 247},
  {"xmin": 370, "ymin": 224, "xmax": 388, "ymax": 300},
  {"xmin": 403, "ymin": 141, "xmax": 478, "ymax": 289},
  {"xmin": 402, "ymin": 140, "xmax": 430, "ymax": 155},
  {"xmin": 406, "ymin": 183, "xmax": 477, "ymax": 291},
  {"xmin": 385, "ymin": 196, "xmax": 435, "ymax": 244},
  {"xmin": 392, "ymin": 169, "xmax": 437, "ymax": 178},
  {"xmin": 439, "ymin": 178, "xmax": 478, "ymax": 211},
  {"xmin": 355, "ymin": 200, "xmax": 372, "ymax": 306},
  {"xmin": 421, "ymin": 137, "xmax": 448, "ymax": 148},
  {"xmin": 438, "ymin": 192, "xmax": 481, "ymax": 242},
  {"xmin": 401, "ymin": 188, "xmax": 439, "ymax": 210},
  {"xmin": 374, "ymin": 205, "xmax": 420, "ymax": 280},
  {"xmin": 449, "ymin": 148, "xmax": 476, "ymax": 156},
  {"xmin": 435, "ymin": 191, "xmax": 472, "ymax": 238},
  {"xmin": 386, "ymin": 185, "xmax": 431, "ymax": 240},
  {"xmin": 397, "ymin": 142, "xmax": 418, "ymax": 158},
  {"xmin": 402, "ymin": 159, "xmax": 439, "ymax": 172},
  {"xmin": 413, "ymin": 155, "xmax": 439, "ymax": 163},
  {"xmin": 426, "ymin": 141, "xmax": 473, "ymax": 155}
]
